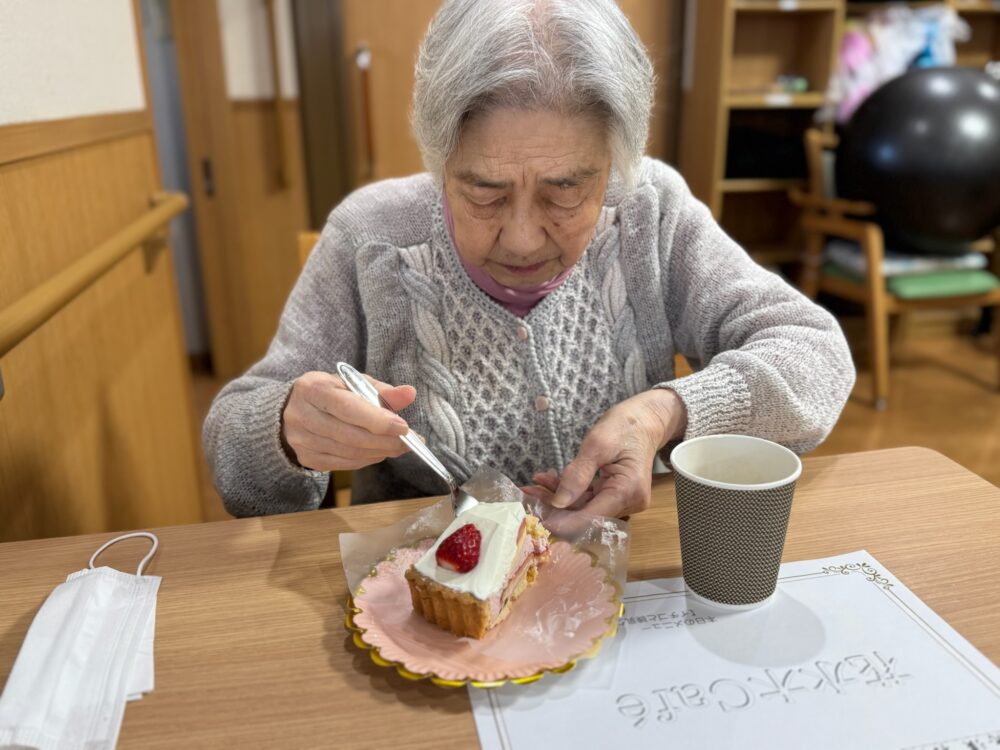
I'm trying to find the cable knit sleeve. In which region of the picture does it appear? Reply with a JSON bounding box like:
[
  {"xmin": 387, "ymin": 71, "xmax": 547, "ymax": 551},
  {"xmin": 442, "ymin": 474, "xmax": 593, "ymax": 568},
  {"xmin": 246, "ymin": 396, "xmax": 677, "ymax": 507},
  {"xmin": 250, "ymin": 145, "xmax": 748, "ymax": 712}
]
[
  {"xmin": 202, "ymin": 214, "xmax": 364, "ymax": 517},
  {"xmin": 651, "ymin": 166, "xmax": 856, "ymax": 453}
]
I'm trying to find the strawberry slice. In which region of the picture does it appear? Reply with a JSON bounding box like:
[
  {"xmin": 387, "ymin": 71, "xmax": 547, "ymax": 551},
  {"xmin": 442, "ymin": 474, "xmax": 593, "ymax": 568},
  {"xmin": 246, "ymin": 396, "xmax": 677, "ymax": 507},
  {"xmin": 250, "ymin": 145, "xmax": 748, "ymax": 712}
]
[{"xmin": 436, "ymin": 523, "xmax": 482, "ymax": 573}]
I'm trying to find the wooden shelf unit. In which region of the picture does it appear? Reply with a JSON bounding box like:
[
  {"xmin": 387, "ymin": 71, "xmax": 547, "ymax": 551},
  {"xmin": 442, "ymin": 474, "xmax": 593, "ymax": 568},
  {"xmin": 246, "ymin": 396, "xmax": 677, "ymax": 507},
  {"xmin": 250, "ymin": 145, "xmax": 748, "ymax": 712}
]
[
  {"xmin": 680, "ymin": 0, "xmax": 998, "ymax": 270},
  {"xmin": 725, "ymin": 91, "xmax": 828, "ymax": 107},
  {"xmin": 849, "ymin": 0, "xmax": 1000, "ymax": 12},
  {"xmin": 845, "ymin": 2, "xmax": 1000, "ymax": 69},
  {"xmin": 720, "ymin": 177, "xmax": 807, "ymax": 193},
  {"xmin": 954, "ymin": 2, "xmax": 1000, "ymax": 13},
  {"xmin": 956, "ymin": 9, "xmax": 1000, "ymax": 67},
  {"xmin": 742, "ymin": 241, "xmax": 807, "ymax": 265},
  {"xmin": 733, "ymin": 0, "xmax": 841, "ymax": 11},
  {"xmin": 679, "ymin": 0, "xmax": 843, "ymax": 265},
  {"xmin": 845, "ymin": 1, "xmax": 942, "ymax": 11}
]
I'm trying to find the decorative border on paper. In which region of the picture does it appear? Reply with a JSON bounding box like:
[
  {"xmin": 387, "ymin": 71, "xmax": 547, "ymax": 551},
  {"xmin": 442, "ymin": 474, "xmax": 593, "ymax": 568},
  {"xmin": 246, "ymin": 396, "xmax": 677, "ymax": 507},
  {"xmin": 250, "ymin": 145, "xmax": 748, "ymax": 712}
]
[
  {"xmin": 820, "ymin": 562, "xmax": 893, "ymax": 591},
  {"xmin": 782, "ymin": 562, "xmax": 1000, "ymax": 700},
  {"xmin": 901, "ymin": 729, "xmax": 1000, "ymax": 750}
]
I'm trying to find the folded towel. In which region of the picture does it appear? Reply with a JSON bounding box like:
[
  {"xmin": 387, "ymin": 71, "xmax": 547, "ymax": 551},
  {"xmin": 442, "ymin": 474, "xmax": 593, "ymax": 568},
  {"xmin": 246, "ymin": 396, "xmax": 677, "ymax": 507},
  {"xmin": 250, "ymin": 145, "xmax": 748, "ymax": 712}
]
[{"xmin": 824, "ymin": 238, "xmax": 987, "ymax": 278}]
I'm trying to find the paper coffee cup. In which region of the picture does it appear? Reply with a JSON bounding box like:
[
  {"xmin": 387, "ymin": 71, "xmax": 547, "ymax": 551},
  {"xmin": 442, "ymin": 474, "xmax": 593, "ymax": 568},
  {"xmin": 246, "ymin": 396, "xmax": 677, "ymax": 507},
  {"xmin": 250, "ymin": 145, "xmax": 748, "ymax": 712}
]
[{"xmin": 669, "ymin": 434, "xmax": 802, "ymax": 609}]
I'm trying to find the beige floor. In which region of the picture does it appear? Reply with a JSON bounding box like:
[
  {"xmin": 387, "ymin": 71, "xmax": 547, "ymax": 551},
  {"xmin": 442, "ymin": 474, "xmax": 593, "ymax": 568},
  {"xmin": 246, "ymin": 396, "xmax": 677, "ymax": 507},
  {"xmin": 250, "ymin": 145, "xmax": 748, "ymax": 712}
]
[
  {"xmin": 813, "ymin": 330, "xmax": 999, "ymax": 487},
  {"xmin": 192, "ymin": 327, "xmax": 999, "ymax": 521}
]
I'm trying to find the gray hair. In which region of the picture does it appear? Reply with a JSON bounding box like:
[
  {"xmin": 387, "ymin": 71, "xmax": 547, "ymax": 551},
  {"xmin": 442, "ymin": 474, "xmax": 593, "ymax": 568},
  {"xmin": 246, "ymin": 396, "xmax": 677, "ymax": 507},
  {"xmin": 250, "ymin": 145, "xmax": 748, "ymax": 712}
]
[{"xmin": 412, "ymin": 0, "xmax": 654, "ymax": 189}]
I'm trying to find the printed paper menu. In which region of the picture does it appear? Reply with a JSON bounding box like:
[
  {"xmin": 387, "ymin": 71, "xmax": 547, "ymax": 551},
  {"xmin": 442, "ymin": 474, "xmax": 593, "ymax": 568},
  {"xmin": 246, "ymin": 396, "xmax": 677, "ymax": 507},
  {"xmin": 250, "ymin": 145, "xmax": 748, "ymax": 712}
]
[{"xmin": 469, "ymin": 551, "xmax": 1000, "ymax": 749}]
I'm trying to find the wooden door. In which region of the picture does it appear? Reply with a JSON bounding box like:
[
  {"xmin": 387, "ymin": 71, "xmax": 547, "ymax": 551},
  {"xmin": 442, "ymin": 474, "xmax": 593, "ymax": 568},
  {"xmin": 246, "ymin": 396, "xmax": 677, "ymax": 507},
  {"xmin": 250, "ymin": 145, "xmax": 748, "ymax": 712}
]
[
  {"xmin": 171, "ymin": 0, "xmax": 310, "ymax": 379},
  {"xmin": 324, "ymin": 0, "xmax": 684, "ymax": 189},
  {"xmin": 291, "ymin": 0, "xmax": 355, "ymax": 228},
  {"xmin": 618, "ymin": 0, "xmax": 686, "ymax": 165},
  {"xmin": 0, "ymin": 0, "xmax": 203, "ymax": 541},
  {"xmin": 339, "ymin": 0, "xmax": 441, "ymax": 185}
]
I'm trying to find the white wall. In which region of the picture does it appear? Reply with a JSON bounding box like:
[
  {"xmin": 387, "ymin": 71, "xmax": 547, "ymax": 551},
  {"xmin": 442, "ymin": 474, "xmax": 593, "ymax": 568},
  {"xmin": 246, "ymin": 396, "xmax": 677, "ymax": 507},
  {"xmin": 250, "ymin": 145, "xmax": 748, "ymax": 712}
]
[
  {"xmin": 0, "ymin": 0, "xmax": 146, "ymax": 125},
  {"xmin": 217, "ymin": 0, "xmax": 298, "ymax": 100}
]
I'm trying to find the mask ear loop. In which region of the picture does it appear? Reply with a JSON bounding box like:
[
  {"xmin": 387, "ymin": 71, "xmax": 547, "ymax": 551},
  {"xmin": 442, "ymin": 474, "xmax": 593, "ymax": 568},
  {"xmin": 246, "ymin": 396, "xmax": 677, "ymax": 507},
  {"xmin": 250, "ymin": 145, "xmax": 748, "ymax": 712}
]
[{"xmin": 89, "ymin": 532, "xmax": 160, "ymax": 576}]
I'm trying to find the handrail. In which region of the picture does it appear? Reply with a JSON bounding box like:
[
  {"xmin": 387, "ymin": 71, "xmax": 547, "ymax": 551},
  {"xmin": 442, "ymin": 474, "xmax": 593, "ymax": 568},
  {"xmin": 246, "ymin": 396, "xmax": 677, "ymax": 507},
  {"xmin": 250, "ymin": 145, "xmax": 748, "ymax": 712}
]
[{"xmin": 0, "ymin": 191, "xmax": 189, "ymax": 361}]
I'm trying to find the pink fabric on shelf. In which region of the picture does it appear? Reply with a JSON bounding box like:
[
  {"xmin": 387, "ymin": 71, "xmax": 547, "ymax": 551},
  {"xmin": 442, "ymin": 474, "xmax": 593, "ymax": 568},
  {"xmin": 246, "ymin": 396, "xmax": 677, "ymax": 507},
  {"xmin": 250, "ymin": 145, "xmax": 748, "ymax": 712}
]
[{"xmin": 443, "ymin": 194, "xmax": 572, "ymax": 317}]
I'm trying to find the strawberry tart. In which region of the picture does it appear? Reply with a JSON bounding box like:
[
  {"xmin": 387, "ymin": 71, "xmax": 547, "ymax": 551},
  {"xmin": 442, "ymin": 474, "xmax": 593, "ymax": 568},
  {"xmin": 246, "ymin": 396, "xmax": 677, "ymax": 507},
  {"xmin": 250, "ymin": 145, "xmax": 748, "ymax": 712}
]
[{"xmin": 404, "ymin": 502, "xmax": 551, "ymax": 639}]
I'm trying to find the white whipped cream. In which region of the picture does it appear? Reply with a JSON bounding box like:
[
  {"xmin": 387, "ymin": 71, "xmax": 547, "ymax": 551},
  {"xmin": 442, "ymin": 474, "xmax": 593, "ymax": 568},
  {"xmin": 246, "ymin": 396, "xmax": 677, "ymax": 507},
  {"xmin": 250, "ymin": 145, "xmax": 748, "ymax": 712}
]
[{"xmin": 414, "ymin": 502, "xmax": 526, "ymax": 600}]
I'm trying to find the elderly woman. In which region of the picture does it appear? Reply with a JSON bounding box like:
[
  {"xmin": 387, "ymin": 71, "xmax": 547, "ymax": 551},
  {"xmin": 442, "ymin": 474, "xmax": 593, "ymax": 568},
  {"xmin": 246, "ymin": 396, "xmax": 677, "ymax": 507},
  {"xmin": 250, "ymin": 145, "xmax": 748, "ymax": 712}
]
[{"xmin": 204, "ymin": 0, "xmax": 854, "ymax": 518}]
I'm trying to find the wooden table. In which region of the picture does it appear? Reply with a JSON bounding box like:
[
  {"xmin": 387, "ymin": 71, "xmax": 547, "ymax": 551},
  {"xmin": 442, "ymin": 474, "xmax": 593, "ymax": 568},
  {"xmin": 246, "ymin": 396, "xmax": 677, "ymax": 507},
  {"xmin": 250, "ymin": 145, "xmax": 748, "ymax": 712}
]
[{"xmin": 1, "ymin": 447, "xmax": 998, "ymax": 748}]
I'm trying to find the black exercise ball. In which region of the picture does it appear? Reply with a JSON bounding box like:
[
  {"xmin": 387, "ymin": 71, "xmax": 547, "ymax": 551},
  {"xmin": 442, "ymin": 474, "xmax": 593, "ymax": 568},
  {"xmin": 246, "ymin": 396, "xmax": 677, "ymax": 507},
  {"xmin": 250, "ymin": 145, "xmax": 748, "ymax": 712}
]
[{"xmin": 837, "ymin": 67, "xmax": 1000, "ymax": 254}]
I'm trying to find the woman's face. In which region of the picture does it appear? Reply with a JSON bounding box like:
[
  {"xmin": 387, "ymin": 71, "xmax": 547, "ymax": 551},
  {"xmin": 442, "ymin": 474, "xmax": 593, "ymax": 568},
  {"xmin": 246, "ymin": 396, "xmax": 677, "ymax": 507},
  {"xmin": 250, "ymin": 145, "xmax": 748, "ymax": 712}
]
[{"xmin": 444, "ymin": 108, "xmax": 611, "ymax": 288}]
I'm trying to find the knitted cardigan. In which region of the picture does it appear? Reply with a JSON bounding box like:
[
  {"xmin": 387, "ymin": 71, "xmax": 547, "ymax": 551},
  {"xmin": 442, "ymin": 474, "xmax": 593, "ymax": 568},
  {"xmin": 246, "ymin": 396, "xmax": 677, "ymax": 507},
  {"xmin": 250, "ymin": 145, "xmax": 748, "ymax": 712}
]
[{"xmin": 203, "ymin": 158, "xmax": 855, "ymax": 515}]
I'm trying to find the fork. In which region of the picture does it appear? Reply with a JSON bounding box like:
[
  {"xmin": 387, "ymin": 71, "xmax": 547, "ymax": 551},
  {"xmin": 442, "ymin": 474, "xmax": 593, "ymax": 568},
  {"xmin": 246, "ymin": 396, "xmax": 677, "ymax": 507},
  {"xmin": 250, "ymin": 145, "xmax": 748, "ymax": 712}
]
[{"xmin": 335, "ymin": 362, "xmax": 479, "ymax": 516}]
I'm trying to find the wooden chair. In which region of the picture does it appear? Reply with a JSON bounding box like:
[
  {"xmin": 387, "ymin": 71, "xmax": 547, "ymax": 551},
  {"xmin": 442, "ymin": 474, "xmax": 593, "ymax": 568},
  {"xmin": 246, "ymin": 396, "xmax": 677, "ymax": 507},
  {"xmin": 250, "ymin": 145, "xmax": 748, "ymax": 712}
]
[
  {"xmin": 790, "ymin": 128, "xmax": 1000, "ymax": 410},
  {"xmin": 298, "ymin": 230, "xmax": 320, "ymax": 268},
  {"xmin": 298, "ymin": 230, "xmax": 353, "ymax": 506}
]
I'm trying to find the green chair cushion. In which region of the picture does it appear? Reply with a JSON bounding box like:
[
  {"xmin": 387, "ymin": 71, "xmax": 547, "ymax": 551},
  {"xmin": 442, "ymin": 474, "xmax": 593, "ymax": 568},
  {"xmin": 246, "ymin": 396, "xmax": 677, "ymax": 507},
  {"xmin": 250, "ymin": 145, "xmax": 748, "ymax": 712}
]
[
  {"xmin": 824, "ymin": 263, "xmax": 999, "ymax": 300},
  {"xmin": 888, "ymin": 270, "xmax": 998, "ymax": 299}
]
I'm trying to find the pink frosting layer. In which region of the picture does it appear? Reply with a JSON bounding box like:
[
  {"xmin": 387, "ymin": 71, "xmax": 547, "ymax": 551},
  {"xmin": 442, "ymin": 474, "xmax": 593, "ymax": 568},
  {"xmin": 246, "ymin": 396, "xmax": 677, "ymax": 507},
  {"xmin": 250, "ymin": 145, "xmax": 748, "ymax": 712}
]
[{"xmin": 487, "ymin": 533, "xmax": 550, "ymax": 618}]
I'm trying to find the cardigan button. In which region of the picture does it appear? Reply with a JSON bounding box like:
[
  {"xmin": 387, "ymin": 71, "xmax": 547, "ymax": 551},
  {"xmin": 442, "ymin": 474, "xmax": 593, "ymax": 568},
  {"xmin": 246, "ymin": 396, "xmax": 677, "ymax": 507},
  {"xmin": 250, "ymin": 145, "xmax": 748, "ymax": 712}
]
[
  {"xmin": 516, "ymin": 326, "xmax": 529, "ymax": 341},
  {"xmin": 534, "ymin": 396, "xmax": 550, "ymax": 411}
]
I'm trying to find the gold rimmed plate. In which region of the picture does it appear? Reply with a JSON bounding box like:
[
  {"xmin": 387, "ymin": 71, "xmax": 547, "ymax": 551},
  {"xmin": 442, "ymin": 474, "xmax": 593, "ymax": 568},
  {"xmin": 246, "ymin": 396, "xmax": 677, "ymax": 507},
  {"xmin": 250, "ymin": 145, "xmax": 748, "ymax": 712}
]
[{"xmin": 345, "ymin": 539, "xmax": 622, "ymax": 688}]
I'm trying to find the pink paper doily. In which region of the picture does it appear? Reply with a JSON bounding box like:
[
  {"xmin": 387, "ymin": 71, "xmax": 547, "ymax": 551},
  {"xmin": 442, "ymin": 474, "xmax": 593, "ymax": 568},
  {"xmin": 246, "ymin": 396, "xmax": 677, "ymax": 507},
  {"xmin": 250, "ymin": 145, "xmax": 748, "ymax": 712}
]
[{"xmin": 347, "ymin": 540, "xmax": 621, "ymax": 687}]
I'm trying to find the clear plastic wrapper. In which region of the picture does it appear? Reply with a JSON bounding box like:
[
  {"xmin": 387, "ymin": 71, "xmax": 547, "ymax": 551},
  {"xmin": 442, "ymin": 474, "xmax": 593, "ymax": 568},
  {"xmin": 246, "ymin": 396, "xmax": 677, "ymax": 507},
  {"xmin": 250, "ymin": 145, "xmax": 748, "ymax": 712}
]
[
  {"xmin": 339, "ymin": 467, "xmax": 630, "ymax": 685},
  {"xmin": 340, "ymin": 466, "xmax": 629, "ymax": 598}
]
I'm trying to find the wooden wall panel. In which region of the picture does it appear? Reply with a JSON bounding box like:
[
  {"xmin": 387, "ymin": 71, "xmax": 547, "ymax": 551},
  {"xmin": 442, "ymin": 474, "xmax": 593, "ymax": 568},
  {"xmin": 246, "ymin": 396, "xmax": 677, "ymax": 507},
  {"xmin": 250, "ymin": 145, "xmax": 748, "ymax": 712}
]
[
  {"xmin": 172, "ymin": 0, "xmax": 311, "ymax": 377},
  {"xmin": 0, "ymin": 133, "xmax": 203, "ymax": 541},
  {"xmin": 229, "ymin": 99, "xmax": 310, "ymax": 360},
  {"xmin": 171, "ymin": 0, "xmax": 245, "ymax": 379},
  {"xmin": 291, "ymin": 0, "xmax": 354, "ymax": 228},
  {"xmin": 340, "ymin": 0, "xmax": 439, "ymax": 184},
  {"xmin": 679, "ymin": 0, "xmax": 731, "ymax": 215},
  {"xmin": 337, "ymin": 0, "xmax": 685, "ymax": 184},
  {"xmin": 0, "ymin": 111, "xmax": 152, "ymax": 168},
  {"xmin": 618, "ymin": 0, "xmax": 685, "ymax": 164}
]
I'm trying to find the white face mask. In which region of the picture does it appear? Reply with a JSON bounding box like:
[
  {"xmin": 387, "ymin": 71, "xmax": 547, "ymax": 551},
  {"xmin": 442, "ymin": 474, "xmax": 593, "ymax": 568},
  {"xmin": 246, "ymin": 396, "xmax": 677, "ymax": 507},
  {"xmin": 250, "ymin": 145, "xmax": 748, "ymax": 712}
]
[{"xmin": 0, "ymin": 532, "xmax": 161, "ymax": 750}]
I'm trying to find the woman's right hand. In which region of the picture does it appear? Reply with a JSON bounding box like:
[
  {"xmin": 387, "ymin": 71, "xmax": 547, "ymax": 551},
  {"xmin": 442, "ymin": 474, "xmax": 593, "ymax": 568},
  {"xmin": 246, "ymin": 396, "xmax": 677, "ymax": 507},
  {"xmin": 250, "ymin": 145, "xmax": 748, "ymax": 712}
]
[{"xmin": 281, "ymin": 370, "xmax": 417, "ymax": 471}]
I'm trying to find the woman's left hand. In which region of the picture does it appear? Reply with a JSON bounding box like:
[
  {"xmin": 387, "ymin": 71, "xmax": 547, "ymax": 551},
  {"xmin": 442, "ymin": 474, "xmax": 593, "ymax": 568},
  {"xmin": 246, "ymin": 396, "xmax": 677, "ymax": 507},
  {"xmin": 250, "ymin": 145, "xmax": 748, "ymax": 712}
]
[{"xmin": 524, "ymin": 389, "xmax": 687, "ymax": 518}]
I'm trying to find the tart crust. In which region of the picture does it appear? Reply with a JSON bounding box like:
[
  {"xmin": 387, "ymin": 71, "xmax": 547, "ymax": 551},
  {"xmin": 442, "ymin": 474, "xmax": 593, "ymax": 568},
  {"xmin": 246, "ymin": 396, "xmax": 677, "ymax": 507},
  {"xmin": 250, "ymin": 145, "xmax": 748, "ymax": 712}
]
[{"xmin": 405, "ymin": 515, "xmax": 550, "ymax": 639}]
